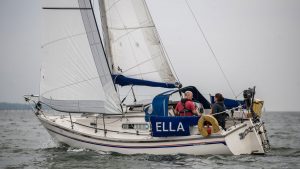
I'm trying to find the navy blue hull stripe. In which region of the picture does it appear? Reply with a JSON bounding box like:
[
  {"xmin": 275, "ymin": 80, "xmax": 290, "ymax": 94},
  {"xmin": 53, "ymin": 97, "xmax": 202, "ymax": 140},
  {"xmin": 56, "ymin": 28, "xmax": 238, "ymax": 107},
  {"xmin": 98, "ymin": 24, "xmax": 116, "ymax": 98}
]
[{"xmin": 47, "ymin": 128, "xmax": 226, "ymax": 149}]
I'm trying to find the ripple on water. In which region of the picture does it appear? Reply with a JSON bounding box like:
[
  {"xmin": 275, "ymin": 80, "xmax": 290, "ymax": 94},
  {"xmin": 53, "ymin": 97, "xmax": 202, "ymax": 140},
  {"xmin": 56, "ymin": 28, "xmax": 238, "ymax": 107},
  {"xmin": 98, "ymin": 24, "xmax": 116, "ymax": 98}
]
[{"xmin": 1, "ymin": 111, "xmax": 300, "ymax": 169}]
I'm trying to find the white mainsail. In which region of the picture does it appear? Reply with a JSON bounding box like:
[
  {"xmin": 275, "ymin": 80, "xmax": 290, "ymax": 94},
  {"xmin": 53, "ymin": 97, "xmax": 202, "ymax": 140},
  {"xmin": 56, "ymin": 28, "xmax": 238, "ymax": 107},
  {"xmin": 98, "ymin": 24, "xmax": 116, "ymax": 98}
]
[
  {"xmin": 40, "ymin": 0, "xmax": 121, "ymax": 114},
  {"xmin": 101, "ymin": 0, "xmax": 176, "ymax": 84}
]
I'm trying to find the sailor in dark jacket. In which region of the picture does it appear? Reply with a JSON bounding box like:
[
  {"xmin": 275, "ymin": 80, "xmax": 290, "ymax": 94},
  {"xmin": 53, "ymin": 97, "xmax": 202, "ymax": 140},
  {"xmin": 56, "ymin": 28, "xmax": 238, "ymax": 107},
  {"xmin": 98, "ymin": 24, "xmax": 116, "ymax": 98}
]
[{"xmin": 211, "ymin": 93, "xmax": 226, "ymax": 130}]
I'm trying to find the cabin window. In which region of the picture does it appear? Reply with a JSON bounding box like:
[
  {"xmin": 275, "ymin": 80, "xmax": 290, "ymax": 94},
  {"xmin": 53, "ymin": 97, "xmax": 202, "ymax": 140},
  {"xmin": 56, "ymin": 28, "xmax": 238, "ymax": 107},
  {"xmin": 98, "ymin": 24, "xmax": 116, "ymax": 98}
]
[{"xmin": 122, "ymin": 123, "xmax": 149, "ymax": 130}]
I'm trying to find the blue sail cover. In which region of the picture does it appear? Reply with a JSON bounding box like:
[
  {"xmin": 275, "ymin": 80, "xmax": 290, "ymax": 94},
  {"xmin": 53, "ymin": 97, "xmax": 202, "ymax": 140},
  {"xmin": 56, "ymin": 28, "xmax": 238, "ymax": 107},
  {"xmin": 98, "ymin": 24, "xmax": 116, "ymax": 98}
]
[
  {"xmin": 112, "ymin": 74, "xmax": 176, "ymax": 88},
  {"xmin": 210, "ymin": 96, "xmax": 244, "ymax": 109}
]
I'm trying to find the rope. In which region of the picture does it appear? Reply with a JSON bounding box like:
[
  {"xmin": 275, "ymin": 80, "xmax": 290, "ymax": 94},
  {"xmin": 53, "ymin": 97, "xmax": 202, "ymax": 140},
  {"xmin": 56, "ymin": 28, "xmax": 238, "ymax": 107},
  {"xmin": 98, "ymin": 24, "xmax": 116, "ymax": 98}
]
[
  {"xmin": 184, "ymin": 0, "xmax": 236, "ymax": 97},
  {"xmin": 211, "ymin": 105, "xmax": 242, "ymax": 116},
  {"xmin": 121, "ymin": 85, "xmax": 134, "ymax": 103}
]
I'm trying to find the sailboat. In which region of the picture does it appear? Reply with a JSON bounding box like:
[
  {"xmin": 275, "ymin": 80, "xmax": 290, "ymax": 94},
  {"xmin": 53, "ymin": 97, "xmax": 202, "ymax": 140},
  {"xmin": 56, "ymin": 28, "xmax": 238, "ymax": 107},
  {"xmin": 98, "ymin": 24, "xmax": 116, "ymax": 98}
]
[{"xmin": 25, "ymin": 0, "xmax": 270, "ymax": 155}]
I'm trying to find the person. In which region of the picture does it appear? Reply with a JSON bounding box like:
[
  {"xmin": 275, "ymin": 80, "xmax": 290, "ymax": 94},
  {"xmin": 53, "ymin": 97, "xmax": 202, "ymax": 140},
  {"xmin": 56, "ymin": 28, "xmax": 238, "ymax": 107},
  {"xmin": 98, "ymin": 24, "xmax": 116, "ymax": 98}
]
[
  {"xmin": 174, "ymin": 91, "xmax": 201, "ymax": 116},
  {"xmin": 211, "ymin": 93, "xmax": 227, "ymax": 130}
]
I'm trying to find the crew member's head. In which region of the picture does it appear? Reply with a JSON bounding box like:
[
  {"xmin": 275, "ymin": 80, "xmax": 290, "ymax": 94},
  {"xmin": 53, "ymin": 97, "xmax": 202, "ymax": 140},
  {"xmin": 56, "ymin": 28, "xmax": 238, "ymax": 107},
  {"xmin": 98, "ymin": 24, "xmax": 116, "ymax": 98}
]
[
  {"xmin": 184, "ymin": 91, "xmax": 193, "ymax": 100},
  {"xmin": 214, "ymin": 93, "xmax": 224, "ymax": 103}
]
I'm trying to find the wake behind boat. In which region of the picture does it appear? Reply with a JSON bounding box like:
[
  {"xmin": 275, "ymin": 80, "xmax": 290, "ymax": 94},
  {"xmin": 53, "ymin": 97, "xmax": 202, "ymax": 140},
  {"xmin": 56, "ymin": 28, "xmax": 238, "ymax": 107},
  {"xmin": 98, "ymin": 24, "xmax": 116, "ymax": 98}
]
[{"xmin": 25, "ymin": 0, "xmax": 270, "ymax": 155}]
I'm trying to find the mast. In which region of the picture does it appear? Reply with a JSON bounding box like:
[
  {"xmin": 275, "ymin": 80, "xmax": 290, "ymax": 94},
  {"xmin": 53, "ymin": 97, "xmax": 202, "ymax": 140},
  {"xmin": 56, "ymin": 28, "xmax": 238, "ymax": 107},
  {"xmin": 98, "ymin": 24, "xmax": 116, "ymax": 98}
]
[{"xmin": 98, "ymin": 0, "xmax": 114, "ymax": 72}]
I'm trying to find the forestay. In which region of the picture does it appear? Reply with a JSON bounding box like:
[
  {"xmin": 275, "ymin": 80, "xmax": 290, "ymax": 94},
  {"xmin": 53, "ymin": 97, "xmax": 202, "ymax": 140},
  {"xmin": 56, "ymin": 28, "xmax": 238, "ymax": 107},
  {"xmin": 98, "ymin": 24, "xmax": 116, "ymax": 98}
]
[
  {"xmin": 102, "ymin": 0, "xmax": 176, "ymax": 84},
  {"xmin": 40, "ymin": 0, "xmax": 121, "ymax": 114}
]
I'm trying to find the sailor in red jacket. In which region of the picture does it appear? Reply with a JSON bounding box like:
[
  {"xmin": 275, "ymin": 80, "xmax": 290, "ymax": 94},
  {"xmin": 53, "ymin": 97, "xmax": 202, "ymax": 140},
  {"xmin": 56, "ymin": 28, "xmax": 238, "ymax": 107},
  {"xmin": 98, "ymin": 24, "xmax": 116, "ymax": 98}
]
[{"xmin": 174, "ymin": 91, "xmax": 201, "ymax": 116}]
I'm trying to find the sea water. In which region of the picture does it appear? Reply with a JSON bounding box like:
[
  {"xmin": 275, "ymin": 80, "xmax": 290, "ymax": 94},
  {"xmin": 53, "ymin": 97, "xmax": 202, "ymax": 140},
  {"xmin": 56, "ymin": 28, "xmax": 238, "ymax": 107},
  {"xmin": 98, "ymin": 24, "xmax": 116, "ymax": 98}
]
[{"xmin": 0, "ymin": 110, "xmax": 300, "ymax": 169}]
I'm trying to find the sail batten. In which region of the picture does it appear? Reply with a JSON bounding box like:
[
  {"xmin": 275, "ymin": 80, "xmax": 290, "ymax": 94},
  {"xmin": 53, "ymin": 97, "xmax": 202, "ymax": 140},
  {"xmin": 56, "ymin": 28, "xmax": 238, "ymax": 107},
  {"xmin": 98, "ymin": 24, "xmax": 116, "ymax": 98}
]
[
  {"xmin": 40, "ymin": 0, "xmax": 121, "ymax": 114},
  {"xmin": 108, "ymin": 25, "xmax": 155, "ymax": 30}
]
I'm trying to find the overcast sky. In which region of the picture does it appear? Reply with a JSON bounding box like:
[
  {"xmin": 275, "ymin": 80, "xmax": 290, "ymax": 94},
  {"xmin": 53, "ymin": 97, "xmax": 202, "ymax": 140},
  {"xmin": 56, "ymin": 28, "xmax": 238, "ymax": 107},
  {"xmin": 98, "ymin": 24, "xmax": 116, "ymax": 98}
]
[{"xmin": 0, "ymin": 0, "xmax": 300, "ymax": 111}]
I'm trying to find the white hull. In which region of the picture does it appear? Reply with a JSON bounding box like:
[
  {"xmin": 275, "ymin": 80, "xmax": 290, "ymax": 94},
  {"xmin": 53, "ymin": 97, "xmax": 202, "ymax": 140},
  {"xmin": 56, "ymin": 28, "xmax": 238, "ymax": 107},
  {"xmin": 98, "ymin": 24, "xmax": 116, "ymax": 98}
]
[
  {"xmin": 37, "ymin": 113, "xmax": 269, "ymax": 155},
  {"xmin": 39, "ymin": 115, "xmax": 231, "ymax": 155}
]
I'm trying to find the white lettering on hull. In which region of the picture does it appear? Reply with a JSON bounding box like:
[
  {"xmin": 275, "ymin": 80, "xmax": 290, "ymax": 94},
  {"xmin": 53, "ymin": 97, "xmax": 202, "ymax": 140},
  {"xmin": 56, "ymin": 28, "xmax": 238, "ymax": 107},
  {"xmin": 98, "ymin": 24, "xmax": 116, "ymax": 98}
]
[
  {"xmin": 177, "ymin": 122, "xmax": 184, "ymax": 132},
  {"xmin": 169, "ymin": 122, "xmax": 175, "ymax": 132},
  {"xmin": 156, "ymin": 122, "xmax": 162, "ymax": 132},
  {"xmin": 155, "ymin": 122, "xmax": 185, "ymax": 132}
]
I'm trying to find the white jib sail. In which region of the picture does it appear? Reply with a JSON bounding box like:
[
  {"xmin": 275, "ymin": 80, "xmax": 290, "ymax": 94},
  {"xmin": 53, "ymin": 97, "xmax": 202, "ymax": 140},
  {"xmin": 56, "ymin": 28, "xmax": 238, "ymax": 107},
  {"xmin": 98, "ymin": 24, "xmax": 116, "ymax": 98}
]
[
  {"xmin": 102, "ymin": 0, "xmax": 176, "ymax": 83},
  {"xmin": 40, "ymin": 0, "xmax": 121, "ymax": 114}
]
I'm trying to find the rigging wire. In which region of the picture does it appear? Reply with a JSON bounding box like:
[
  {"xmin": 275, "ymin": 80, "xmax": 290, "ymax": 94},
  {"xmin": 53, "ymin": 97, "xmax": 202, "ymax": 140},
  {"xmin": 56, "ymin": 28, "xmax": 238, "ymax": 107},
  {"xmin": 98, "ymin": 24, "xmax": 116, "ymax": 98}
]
[
  {"xmin": 121, "ymin": 85, "xmax": 134, "ymax": 103},
  {"xmin": 184, "ymin": 0, "xmax": 237, "ymax": 97}
]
